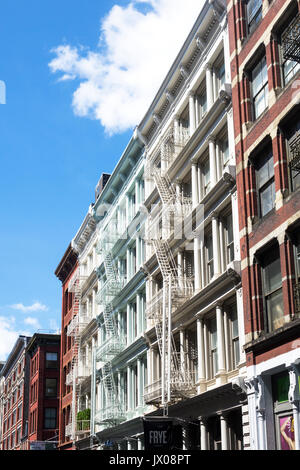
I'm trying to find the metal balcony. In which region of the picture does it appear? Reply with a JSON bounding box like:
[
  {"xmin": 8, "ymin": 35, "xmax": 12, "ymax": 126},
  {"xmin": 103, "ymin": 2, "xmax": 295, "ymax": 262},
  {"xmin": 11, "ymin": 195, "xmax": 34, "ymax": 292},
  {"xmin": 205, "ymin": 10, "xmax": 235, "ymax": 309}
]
[
  {"xmin": 96, "ymin": 336, "xmax": 126, "ymax": 363},
  {"xmin": 144, "ymin": 379, "xmax": 162, "ymax": 404},
  {"xmin": 96, "ymin": 277, "xmax": 127, "ymax": 306},
  {"xmin": 282, "ymin": 14, "xmax": 300, "ymax": 64},
  {"xmin": 67, "ymin": 314, "xmax": 90, "ymax": 337},
  {"xmin": 94, "ymin": 404, "xmax": 126, "ymax": 425},
  {"xmin": 76, "ymin": 420, "xmax": 90, "ymax": 435}
]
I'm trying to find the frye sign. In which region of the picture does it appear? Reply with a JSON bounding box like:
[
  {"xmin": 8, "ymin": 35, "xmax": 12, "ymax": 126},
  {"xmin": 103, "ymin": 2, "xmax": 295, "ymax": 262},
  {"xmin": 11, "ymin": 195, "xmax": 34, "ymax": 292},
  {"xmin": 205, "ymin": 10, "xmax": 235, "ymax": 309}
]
[{"xmin": 143, "ymin": 418, "xmax": 173, "ymax": 451}]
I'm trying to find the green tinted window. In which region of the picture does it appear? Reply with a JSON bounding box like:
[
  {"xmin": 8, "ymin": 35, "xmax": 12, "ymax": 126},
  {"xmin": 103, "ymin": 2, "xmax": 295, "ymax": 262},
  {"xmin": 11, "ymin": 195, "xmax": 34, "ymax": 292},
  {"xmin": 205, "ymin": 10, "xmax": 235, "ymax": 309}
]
[{"xmin": 273, "ymin": 373, "xmax": 289, "ymax": 403}]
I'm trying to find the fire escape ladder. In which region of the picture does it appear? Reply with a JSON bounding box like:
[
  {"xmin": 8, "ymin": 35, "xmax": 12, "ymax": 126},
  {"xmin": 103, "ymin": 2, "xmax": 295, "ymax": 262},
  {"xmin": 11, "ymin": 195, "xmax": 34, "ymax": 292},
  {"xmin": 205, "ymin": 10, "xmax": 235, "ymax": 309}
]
[
  {"xmin": 152, "ymin": 166, "xmax": 176, "ymax": 205},
  {"xmin": 95, "ymin": 234, "xmax": 125, "ymax": 426},
  {"xmin": 147, "ymin": 141, "xmax": 195, "ymax": 406}
]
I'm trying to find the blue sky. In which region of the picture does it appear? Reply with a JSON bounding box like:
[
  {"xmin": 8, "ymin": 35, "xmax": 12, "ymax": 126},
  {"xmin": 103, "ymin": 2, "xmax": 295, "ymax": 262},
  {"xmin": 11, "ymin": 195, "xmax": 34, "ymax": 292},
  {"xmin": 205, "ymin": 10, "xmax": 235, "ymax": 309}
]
[{"xmin": 0, "ymin": 0, "xmax": 201, "ymax": 360}]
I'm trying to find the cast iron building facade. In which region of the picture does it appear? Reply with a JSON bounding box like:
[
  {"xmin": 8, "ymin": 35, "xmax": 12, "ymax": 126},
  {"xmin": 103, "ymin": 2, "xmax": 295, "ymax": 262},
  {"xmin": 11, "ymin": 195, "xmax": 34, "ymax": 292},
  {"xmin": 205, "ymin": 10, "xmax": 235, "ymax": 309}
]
[{"xmin": 137, "ymin": 0, "xmax": 248, "ymax": 450}]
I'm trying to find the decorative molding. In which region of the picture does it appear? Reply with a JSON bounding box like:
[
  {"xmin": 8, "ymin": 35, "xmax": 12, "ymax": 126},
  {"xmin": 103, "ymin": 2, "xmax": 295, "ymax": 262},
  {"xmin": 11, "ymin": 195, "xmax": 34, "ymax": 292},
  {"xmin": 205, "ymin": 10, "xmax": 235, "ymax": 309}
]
[
  {"xmin": 196, "ymin": 35, "xmax": 206, "ymax": 51},
  {"xmin": 180, "ymin": 65, "xmax": 189, "ymax": 80}
]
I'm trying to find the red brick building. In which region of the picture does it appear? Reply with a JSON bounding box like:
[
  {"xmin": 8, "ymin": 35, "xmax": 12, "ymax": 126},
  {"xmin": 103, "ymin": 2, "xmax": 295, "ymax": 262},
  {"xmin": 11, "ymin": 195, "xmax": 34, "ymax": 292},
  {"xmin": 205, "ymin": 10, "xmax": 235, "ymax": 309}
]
[
  {"xmin": 228, "ymin": 0, "xmax": 300, "ymax": 450},
  {"xmin": 0, "ymin": 336, "xmax": 31, "ymax": 450},
  {"xmin": 26, "ymin": 333, "xmax": 60, "ymax": 450},
  {"xmin": 55, "ymin": 243, "xmax": 78, "ymax": 450}
]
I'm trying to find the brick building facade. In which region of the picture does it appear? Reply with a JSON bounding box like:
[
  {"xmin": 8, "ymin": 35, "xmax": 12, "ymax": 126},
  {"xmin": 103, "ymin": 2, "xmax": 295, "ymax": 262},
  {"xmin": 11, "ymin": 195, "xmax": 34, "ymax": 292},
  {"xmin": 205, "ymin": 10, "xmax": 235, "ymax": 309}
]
[
  {"xmin": 227, "ymin": 0, "xmax": 300, "ymax": 450},
  {"xmin": 26, "ymin": 333, "xmax": 60, "ymax": 449},
  {"xmin": 0, "ymin": 336, "xmax": 31, "ymax": 450},
  {"xmin": 55, "ymin": 243, "xmax": 78, "ymax": 450}
]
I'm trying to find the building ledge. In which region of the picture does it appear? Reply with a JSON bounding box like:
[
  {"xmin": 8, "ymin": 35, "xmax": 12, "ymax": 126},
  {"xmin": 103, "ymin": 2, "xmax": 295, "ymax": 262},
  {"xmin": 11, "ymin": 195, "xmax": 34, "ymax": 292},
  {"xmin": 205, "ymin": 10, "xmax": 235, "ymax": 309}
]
[{"xmin": 244, "ymin": 317, "xmax": 300, "ymax": 356}]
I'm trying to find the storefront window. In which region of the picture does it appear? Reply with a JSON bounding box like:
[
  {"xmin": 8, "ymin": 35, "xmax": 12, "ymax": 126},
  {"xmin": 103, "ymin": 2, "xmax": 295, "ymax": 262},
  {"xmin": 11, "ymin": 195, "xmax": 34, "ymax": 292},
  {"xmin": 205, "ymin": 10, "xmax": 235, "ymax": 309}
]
[{"xmin": 272, "ymin": 372, "xmax": 296, "ymax": 450}]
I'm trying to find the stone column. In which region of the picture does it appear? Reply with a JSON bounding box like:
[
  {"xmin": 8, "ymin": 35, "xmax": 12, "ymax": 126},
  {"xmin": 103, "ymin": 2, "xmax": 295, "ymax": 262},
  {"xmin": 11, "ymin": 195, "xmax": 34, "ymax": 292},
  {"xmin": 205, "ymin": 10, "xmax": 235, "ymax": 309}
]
[
  {"xmin": 135, "ymin": 179, "xmax": 140, "ymax": 210},
  {"xmin": 219, "ymin": 217, "xmax": 225, "ymax": 272},
  {"xmin": 127, "ymin": 304, "xmax": 131, "ymax": 345},
  {"xmin": 199, "ymin": 416, "xmax": 208, "ymax": 450},
  {"xmin": 174, "ymin": 115, "xmax": 180, "ymax": 146},
  {"xmin": 194, "ymin": 237, "xmax": 202, "ymax": 291},
  {"xmin": 126, "ymin": 193, "xmax": 131, "ymax": 225},
  {"xmin": 127, "ymin": 247, "xmax": 131, "ymax": 280},
  {"xmin": 189, "ymin": 91, "xmax": 196, "ymax": 136},
  {"xmin": 209, "ymin": 136, "xmax": 217, "ymax": 187},
  {"xmin": 197, "ymin": 318, "xmax": 206, "ymax": 393},
  {"xmin": 212, "ymin": 213, "xmax": 221, "ymax": 278},
  {"xmin": 218, "ymin": 412, "xmax": 229, "ymax": 450},
  {"xmin": 137, "ymin": 357, "xmax": 142, "ymax": 408},
  {"xmin": 136, "ymin": 292, "xmax": 141, "ymax": 337},
  {"xmin": 205, "ymin": 63, "xmax": 214, "ymax": 109},
  {"xmin": 180, "ymin": 329, "xmax": 186, "ymax": 377},
  {"xmin": 127, "ymin": 366, "xmax": 132, "ymax": 412},
  {"xmin": 192, "ymin": 162, "xmax": 199, "ymax": 208},
  {"xmin": 231, "ymin": 189, "xmax": 240, "ymax": 261},
  {"xmin": 138, "ymin": 438, "xmax": 143, "ymax": 450},
  {"xmin": 216, "ymin": 304, "xmax": 226, "ymax": 376},
  {"xmin": 223, "ymin": 308, "xmax": 229, "ymax": 372}
]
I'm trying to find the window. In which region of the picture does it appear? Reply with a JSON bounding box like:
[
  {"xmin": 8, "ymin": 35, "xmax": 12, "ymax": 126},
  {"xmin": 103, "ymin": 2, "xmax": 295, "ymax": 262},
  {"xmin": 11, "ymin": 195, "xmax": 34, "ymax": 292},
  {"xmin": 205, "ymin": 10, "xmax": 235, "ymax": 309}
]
[
  {"xmin": 12, "ymin": 410, "xmax": 16, "ymax": 426},
  {"xmin": 206, "ymin": 235, "xmax": 214, "ymax": 283},
  {"xmin": 17, "ymin": 404, "xmax": 22, "ymax": 421},
  {"xmin": 225, "ymin": 213, "xmax": 234, "ymax": 264},
  {"xmin": 44, "ymin": 408, "xmax": 57, "ymax": 429},
  {"xmin": 45, "ymin": 378, "xmax": 57, "ymax": 398},
  {"xmin": 286, "ymin": 118, "xmax": 300, "ymax": 192},
  {"xmin": 255, "ymin": 148, "xmax": 275, "ymax": 217},
  {"xmin": 214, "ymin": 52, "xmax": 226, "ymax": 96},
  {"xmin": 281, "ymin": 15, "xmax": 300, "ymax": 85},
  {"xmin": 201, "ymin": 157, "xmax": 211, "ymax": 197},
  {"xmin": 230, "ymin": 308, "xmax": 240, "ymax": 369},
  {"xmin": 251, "ymin": 56, "xmax": 268, "ymax": 119},
  {"xmin": 46, "ymin": 352, "xmax": 58, "ymax": 369},
  {"xmin": 221, "ymin": 136, "xmax": 230, "ymax": 170},
  {"xmin": 261, "ymin": 246, "xmax": 284, "ymax": 332},
  {"xmin": 11, "ymin": 431, "xmax": 15, "ymax": 449},
  {"xmin": 208, "ymin": 317, "xmax": 218, "ymax": 379},
  {"xmin": 272, "ymin": 372, "xmax": 295, "ymax": 450},
  {"xmin": 16, "ymin": 427, "xmax": 21, "ymax": 446},
  {"xmin": 246, "ymin": 0, "xmax": 262, "ymax": 34},
  {"xmin": 195, "ymin": 83, "xmax": 207, "ymax": 127}
]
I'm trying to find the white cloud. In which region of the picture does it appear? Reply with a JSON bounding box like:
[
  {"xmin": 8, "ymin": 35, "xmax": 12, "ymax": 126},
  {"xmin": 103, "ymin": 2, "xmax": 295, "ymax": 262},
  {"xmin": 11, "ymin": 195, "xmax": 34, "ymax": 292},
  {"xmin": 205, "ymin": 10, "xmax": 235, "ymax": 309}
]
[
  {"xmin": 49, "ymin": 0, "xmax": 203, "ymax": 135},
  {"xmin": 0, "ymin": 317, "xmax": 32, "ymax": 361},
  {"xmin": 10, "ymin": 302, "xmax": 49, "ymax": 313},
  {"xmin": 24, "ymin": 317, "xmax": 41, "ymax": 329}
]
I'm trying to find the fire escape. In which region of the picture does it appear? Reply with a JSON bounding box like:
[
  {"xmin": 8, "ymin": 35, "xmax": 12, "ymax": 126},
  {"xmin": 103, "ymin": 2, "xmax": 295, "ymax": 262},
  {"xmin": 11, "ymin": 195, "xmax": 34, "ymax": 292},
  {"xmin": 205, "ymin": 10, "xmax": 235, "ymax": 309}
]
[
  {"xmin": 145, "ymin": 124, "xmax": 195, "ymax": 409},
  {"xmin": 94, "ymin": 231, "xmax": 127, "ymax": 426},
  {"xmin": 282, "ymin": 13, "xmax": 300, "ymax": 64},
  {"xmin": 65, "ymin": 270, "xmax": 89, "ymax": 441}
]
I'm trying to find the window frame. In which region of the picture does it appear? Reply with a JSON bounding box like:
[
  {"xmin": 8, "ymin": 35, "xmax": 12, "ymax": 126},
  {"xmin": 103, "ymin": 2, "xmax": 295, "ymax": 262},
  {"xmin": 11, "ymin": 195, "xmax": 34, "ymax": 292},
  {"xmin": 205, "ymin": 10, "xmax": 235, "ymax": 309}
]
[
  {"xmin": 44, "ymin": 408, "xmax": 57, "ymax": 430},
  {"xmin": 254, "ymin": 146, "xmax": 275, "ymax": 218},
  {"xmin": 251, "ymin": 55, "xmax": 269, "ymax": 120},
  {"xmin": 45, "ymin": 352, "xmax": 58, "ymax": 369},
  {"xmin": 246, "ymin": 0, "xmax": 263, "ymax": 35},
  {"xmin": 45, "ymin": 378, "xmax": 58, "ymax": 398},
  {"xmin": 261, "ymin": 246, "xmax": 284, "ymax": 332}
]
